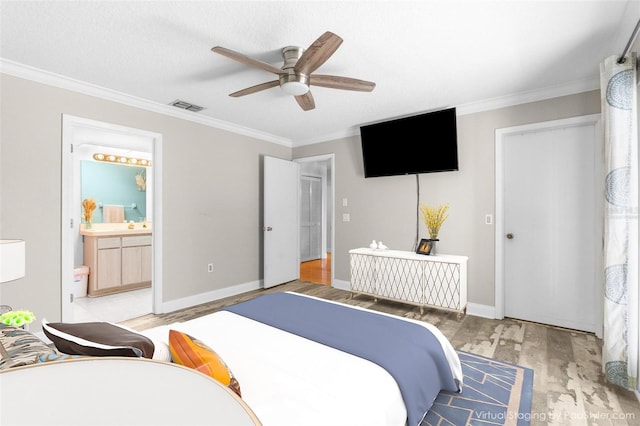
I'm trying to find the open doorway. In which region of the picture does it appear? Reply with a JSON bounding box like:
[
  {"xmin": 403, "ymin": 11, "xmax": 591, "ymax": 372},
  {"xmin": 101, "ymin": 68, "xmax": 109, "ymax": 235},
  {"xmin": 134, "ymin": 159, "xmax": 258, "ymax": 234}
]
[
  {"xmin": 295, "ymin": 155, "xmax": 334, "ymax": 286},
  {"xmin": 61, "ymin": 115, "xmax": 163, "ymax": 323}
]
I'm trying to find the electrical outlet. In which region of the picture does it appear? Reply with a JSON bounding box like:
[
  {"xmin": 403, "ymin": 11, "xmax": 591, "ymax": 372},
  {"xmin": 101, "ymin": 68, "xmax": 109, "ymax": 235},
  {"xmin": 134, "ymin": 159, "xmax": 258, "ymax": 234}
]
[
  {"xmin": 343, "ymin": 213, "xmax": 350, "ymax": 222},
  {"xmin": 207, "ymin": 263, "xmax": 214, "ymax": 272},
  {"xmin": 485, "ymin": 214, "xmax": 493, "ymax": 225}
]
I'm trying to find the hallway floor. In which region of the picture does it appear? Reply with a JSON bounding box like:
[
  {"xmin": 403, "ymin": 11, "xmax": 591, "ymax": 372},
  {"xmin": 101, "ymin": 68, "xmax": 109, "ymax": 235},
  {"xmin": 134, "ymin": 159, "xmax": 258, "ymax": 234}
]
[{"xmin": 300, "ymin": 253, "xmax": 331, "ymax": 285}]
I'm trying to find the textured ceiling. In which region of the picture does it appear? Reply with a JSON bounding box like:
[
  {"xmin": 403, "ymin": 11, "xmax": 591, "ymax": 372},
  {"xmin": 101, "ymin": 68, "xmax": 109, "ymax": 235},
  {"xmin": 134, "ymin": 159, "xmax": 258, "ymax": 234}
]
[{"xmin": 1, "ymin": 1, "xmax": 638, "ymax": 146}]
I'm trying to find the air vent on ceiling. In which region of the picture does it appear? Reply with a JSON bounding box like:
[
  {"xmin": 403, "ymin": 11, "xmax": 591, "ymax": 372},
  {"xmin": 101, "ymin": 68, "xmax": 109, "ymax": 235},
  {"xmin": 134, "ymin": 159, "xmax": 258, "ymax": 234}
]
[{"xmin": 169, "ymin": 99, "xmax": 205, "ymax": 112}]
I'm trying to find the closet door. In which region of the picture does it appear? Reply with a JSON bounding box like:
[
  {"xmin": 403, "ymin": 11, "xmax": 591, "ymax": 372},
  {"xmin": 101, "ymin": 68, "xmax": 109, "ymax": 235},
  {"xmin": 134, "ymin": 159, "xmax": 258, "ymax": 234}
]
[{"xmin": 503, "ymin": 123, "xmax": 597, "ymax": 332}]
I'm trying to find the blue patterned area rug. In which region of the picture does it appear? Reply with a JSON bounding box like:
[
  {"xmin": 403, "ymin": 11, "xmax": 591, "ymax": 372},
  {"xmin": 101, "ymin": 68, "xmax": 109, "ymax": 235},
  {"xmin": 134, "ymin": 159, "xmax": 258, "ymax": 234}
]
[{"xmin": 423, "ymin": 351, "xmax": 534, "ymax": 426}]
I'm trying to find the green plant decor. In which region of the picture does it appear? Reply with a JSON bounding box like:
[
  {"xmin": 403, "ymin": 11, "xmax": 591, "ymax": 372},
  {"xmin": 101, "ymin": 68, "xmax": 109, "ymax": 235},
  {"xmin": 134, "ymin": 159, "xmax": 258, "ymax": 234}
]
[{"xmin": 0, "ymin": 310, "xmax": 36, "ymax": 327}]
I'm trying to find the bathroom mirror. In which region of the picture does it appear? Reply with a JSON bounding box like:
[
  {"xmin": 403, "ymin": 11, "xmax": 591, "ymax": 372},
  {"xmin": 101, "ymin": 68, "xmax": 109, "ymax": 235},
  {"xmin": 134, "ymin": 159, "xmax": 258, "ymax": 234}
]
[{"xmin": 81, "ymin": 160, "xmax": 148, "ymax": 224}]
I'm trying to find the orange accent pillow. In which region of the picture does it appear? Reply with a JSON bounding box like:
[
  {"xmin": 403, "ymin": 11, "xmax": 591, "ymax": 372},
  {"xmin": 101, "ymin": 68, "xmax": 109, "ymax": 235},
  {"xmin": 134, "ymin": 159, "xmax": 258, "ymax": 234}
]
[{"xmin": 169, "ymin": 330, "xmax": 241, "ymax": 397}]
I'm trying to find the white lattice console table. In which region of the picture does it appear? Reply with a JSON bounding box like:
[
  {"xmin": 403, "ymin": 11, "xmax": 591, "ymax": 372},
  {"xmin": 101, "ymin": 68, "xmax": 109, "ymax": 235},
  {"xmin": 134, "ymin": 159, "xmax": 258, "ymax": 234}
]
[{"xmin": 349, "ymin": 248, "xmax": 468, "ymax": 316}]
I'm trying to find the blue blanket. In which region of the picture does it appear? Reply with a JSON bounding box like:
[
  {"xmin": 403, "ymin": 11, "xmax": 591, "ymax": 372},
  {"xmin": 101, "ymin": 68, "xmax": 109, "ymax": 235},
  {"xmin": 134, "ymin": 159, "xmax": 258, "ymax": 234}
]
[{"xmin": 224, "ymin": 292, "xmax": 459, "ymax": 426}]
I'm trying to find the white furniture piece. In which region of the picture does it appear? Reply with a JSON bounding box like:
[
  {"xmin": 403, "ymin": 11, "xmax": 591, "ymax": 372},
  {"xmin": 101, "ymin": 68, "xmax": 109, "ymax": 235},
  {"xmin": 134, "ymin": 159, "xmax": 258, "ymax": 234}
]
[
  {"xmin": 349, "ymin": 248, "xmax": 468, "ymax": 315},
  {"xmin": 0, "ymin": 357, "xmax": 262, "ymax": 425}
]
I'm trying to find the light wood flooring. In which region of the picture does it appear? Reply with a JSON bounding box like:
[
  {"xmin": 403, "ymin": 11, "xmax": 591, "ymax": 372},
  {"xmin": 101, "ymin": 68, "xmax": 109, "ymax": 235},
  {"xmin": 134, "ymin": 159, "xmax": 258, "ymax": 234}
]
[
  {"xmin": 121, "ymin": 281, "xmax": 640, "ymax": 425},
  {"xmin": 299, "ymin": 253, "xmax": 331, "ymax": 285}
]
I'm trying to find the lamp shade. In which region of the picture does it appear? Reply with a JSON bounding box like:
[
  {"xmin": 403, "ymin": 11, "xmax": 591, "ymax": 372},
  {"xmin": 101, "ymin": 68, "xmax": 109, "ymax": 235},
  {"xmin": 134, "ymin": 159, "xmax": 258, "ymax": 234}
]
[{"xmin": 0, "ymin": 240, "xmax": 25, "ymax": 283}]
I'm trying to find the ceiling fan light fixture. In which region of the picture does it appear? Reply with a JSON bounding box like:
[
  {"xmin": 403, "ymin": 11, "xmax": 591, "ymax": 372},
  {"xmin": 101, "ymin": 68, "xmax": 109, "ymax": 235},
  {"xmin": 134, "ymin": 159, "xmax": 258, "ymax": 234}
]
[
  {"xmin": 280, "ymin": 73, "xmax": 310, "ymax": 96},
  {"xmin": 281, "ymin": 80, "xmax": 309, "ymax": 96}
]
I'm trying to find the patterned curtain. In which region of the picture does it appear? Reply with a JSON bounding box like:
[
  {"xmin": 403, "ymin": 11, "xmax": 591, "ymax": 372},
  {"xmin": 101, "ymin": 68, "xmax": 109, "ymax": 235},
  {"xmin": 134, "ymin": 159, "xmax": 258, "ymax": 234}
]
[{"xmin": 601, "ymin": 53, "xmax": 639, "ymax": 390}]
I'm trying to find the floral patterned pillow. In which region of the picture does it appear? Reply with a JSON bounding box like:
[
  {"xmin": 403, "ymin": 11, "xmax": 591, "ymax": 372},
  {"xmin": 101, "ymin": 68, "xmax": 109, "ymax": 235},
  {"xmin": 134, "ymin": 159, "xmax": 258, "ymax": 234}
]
[{"xmin": 0, "ymin": 324, "xmax": 57, "ymax": 370}]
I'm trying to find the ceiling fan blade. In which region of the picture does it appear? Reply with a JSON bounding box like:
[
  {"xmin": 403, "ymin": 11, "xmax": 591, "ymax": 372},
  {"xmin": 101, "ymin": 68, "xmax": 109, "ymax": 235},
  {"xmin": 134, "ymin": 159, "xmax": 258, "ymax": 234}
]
[
  {"xmin": 229, "ymin": 80, "xmax": 280, "ymax": 97},
  {"xmin": 294, "ymin": 31, "xmax": 343, "ymax": 76},
  {"xmin": 212, "ymin": 46, "xmax": 284, "ymax": 75},
  {"xmin": 295, "ymin": 91, "xmax": 315, "ymax": 111},
  {"xmin": 310, "ymin": 75, "xmax": 376, "ymax": 92}
]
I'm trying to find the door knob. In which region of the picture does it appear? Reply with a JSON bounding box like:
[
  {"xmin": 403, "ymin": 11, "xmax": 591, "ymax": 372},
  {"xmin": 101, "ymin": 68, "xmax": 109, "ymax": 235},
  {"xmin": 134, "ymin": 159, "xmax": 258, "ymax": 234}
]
[
  {"xmin": 506, "ymin": 233, "xmax": 514, "ymax": 239},
  {"xmin": 264, "ymin": 226, "xmax": 273, "ymax": 231}
]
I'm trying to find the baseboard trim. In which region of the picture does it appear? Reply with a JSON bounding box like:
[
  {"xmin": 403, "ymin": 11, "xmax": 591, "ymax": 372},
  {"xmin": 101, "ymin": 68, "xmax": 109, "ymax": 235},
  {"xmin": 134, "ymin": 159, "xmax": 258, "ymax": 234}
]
[
  {"xmin": 466, "ymin": 302, "xmax": 496, "ymax": 319},
  {"xmin": 332, "ymin": 279, "xmax": 350, "ymax": 291},
  {"xmin": 156, "ymin": 280, "xmax": 262, "ymax": 314},
  {"xmin": 332, "ymin": 281, "xmax": 497, "ymax": 319}
]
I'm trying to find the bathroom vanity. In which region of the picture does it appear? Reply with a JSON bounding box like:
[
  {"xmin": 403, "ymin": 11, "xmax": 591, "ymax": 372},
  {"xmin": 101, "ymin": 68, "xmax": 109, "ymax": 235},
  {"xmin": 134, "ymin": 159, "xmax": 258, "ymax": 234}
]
[{"xmin": 81, "ymin": 224, "xmax": 152, "ymax": 297}]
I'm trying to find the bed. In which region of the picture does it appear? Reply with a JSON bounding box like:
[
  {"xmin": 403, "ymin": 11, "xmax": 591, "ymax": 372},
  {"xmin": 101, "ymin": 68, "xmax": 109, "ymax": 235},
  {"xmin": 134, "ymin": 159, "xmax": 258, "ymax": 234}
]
[
  {"xmin": 1, "ymin": 291, "xmax": 462, "ymax": 426},
  {"xmin": 141, "ymin": 291, "xmax": 463, "ymax": 426}
]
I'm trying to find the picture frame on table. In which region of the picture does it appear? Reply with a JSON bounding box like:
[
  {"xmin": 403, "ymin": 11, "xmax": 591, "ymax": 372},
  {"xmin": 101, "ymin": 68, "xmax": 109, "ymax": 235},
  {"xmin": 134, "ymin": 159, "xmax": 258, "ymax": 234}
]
[{"xmin": 416, "ymin": 239, "xmax": 432, "ymax": 255}]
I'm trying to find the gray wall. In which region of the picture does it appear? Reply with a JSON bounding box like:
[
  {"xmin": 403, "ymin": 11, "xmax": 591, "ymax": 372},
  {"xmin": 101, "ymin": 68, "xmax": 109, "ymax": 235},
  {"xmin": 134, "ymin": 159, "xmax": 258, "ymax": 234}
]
[
  {"xmin": 294, "ymin": 90, "xmax": 601, "ymax": 306},
  {"xmin": 0, "ymin": 73, "xmax": 289, "ymax": 325},
  {"xmin": 0, "ymin": 70, "xmax": 600, "ymax": 326}
]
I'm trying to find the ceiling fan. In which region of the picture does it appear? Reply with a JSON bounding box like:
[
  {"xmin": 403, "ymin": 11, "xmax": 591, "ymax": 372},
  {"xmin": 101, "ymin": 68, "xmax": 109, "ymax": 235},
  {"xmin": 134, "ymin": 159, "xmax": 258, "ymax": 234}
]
[{"xmin": 211, "ymin": 31, "xmax": 376, "ymax": 111}]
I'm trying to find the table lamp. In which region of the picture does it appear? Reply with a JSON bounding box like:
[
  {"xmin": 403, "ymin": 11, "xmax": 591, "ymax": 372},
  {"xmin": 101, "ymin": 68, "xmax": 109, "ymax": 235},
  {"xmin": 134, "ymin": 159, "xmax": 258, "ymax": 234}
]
[
  {"xmin": 0, "ymin": 239, "xmax": 26, "ymax": 314},
  {"xmin": 0, "ymin": 239, "xmax": 25, "ymax": 367}
]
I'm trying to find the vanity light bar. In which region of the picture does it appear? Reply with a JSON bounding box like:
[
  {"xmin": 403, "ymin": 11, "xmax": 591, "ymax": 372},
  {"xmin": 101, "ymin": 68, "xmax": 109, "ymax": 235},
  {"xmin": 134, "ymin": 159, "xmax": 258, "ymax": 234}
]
[{"xmin": 93, "ymin": 153, "xmax": 152, "ymax": 167}]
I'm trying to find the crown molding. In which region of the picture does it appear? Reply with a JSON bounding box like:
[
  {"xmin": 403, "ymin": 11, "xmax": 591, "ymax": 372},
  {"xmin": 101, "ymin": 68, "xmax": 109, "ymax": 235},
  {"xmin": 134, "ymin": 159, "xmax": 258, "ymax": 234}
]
[
  {"xmin": 455, "ymin": 77, "xmax": 600, "ymax": 116},
  {"xmin": 294, "ymin": 76, "xmax": 600, "ymax": 147},
  {"xmin": 1, "ymin": 58, "xmax": 598, "ymax": 148},
  {"xmin": 0, "ymin": 59, "xmax": 293, "ymax": 147}
]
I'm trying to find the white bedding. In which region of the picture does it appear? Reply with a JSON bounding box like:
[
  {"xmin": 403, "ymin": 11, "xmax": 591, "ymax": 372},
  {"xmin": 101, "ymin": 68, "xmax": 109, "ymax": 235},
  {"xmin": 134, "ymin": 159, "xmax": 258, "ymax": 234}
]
[
  {"xmin": 142, "ymin": 293, "xmax": 462, "ymax": 426},
  {"xmin": 291, "ymin": 292, "xmax": 463, "ymax": 386}
]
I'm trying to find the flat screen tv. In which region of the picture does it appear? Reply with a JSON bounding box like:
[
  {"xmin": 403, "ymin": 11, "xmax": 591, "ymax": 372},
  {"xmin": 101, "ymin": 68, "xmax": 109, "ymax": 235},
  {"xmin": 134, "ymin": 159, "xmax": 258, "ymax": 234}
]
[{"xmin": 360, "ymin": 107, "xmax": 458, "ymax": 178}]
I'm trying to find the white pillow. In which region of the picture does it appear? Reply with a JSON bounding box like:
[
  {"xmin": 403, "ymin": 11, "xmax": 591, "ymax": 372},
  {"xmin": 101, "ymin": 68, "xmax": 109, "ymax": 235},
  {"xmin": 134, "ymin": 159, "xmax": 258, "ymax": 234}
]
[{"xmin": 138, "ymin": 323, "xmax": 183, "ymax": 362}]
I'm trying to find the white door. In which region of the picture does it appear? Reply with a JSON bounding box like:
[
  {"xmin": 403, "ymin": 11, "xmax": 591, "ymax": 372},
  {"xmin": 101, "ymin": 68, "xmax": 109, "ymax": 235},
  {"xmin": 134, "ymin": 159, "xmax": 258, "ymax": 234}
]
[
  {"xmin": 502, "ymin": 121, "xmax": 599, "ymax": 332},
  {"xmin": 300, "ymin": 176, "xmax": 322, "ymax": 262},
  {"xmin": 263, "ymin": 156, "xmax": 299, "ymax": 288}
]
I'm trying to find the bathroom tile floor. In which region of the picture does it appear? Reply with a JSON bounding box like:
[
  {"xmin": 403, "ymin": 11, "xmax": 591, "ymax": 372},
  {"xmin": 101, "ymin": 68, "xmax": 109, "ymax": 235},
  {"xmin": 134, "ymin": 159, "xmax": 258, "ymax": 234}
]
[{"xmin": 73, "ymin": 287, "xmax": 152, "ymax": 323}]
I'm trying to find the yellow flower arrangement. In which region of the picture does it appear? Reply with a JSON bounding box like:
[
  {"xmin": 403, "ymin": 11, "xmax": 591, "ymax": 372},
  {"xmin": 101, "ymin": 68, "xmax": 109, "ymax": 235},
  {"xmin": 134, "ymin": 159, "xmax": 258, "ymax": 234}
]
[
  {"xmin": 419, "ymin": 202, "xmax": 449, "ymax": 240},
  {"xmin": 82, "ymin": 198, "xmax": 97, "ymax": 225}
]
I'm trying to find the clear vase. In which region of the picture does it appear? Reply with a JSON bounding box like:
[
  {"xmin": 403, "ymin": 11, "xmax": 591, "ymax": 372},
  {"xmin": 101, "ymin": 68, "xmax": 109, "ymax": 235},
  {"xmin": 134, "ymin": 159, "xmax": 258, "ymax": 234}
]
[
  {"xmin": 86, "ymin": 220, "xmax": 92, "ymax": 229},
  {"xmin": 428, "ymin": 239, "xmax": 438, "ymax": 255}
]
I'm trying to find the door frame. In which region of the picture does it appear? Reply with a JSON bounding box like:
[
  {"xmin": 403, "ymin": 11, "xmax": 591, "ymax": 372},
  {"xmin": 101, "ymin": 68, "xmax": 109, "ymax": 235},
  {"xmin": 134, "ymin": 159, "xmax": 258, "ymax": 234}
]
[
  {"xmin": 494, "ymin": 114, "xmax": 603, "ymax": 336},
  {"xmin": 295, "ymin": 154, "xmax": 335, "ymax": 286},
  {"xmin": 61, "ymin": 115, "xmax": 163, "ymax": 321}
]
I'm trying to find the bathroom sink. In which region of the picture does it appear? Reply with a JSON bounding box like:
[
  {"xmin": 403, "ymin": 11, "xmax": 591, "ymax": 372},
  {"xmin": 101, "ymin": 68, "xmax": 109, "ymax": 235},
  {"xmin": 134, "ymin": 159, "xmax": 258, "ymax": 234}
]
[{"xmin": 81, "ymin": 225, "xmax": 152, "ymax": 236}]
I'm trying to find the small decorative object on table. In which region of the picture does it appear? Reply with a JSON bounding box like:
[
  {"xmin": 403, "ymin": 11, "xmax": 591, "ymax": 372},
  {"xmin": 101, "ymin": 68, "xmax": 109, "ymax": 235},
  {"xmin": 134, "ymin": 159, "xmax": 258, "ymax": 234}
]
[
  {"xmin": 419, "ymin": 202, "xmax": 449, "ymax": 255},
  {"xmin": 0, "ymin": 309, "xmax": 35, "ymax": 329},
  {"xmin": 82, "ymin": 198, "xmax": 96, "ymax": 229},
  {"xmin": 0, "ymin": 309, "xmax": 36, "ymax": 327},
  {"xmin": 416, "ymin": 238, "xmax": 433, "ymax": 255}
]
